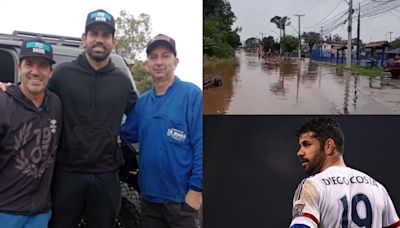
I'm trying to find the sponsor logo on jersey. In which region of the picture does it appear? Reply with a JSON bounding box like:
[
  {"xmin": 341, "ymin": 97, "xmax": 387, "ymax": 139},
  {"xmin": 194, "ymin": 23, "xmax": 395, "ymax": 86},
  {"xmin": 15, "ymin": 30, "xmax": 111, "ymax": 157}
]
[{"xmin": 292, "ymin": 203, "xmax": 305, "ymax": 218}]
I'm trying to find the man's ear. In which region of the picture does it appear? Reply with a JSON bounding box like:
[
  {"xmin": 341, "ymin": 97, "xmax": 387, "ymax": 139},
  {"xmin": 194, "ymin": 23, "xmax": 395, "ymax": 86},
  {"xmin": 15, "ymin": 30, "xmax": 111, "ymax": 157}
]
[
  {"xmin": 324, "ymin": 138, "xmax": 336, "ymax": 156},
  {"xmin": 81, "ymin": 33, "xmax": 87, "ymax": 48},
  {"xmin": 174, "ymin": 57, "xmax": 179, "ymax": 66}
]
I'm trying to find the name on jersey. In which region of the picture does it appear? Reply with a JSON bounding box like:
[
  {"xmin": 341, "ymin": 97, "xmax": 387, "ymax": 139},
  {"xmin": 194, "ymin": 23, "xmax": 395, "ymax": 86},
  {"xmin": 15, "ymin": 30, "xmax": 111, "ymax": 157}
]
[{"xmin": 321, "ymin": 175, "xmax": 378, "ymax": 187}]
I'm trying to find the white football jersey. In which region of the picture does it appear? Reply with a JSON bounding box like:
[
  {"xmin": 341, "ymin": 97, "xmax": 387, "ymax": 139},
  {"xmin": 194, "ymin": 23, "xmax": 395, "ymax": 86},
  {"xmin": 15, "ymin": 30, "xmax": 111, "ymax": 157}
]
[{"xmin": 290, "ymin": 166, "xmax": 400, "ymax": 228}]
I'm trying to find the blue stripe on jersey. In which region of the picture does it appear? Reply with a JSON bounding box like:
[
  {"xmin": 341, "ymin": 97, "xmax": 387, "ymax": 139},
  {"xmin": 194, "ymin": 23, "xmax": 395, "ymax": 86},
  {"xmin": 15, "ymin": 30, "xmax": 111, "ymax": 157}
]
[{"xmin": 290, "ymin": 224, "xmax": 311, "ymax": 228}]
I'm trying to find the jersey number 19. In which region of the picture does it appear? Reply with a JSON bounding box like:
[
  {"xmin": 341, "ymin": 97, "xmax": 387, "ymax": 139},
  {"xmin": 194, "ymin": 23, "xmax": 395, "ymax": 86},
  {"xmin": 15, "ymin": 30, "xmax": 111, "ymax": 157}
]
[{"xmin": 340, "ymin": 193, "xmax": 372, "ymax": 228}]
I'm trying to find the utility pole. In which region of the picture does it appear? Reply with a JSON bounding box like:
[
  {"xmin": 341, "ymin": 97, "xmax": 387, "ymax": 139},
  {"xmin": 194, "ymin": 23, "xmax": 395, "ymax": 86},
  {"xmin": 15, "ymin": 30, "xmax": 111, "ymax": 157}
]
[
  {"xmin": 279, "ymin": 29, "xmax": 283, "ymax": 55},
  {"xmin": 320, "ymin": 27, "xmax": 323, "ymax": 57},
  {"xmin": 389, "ymin": 31, "xmax": 393, "ymax": 42},
  {"xmin": 346, "ymin": 0, "xmax": 353, "ymax": 68},
  {"xmin": 356, "ymin": 2, "xmax": 360, "ymax": 65},
  {"xmin": 294, "ymin": 14, "xmax": 305, "ymax": 59},
  {"xmin": 259, "ymin": 32, "xmax": 265, "ymax": 57}
]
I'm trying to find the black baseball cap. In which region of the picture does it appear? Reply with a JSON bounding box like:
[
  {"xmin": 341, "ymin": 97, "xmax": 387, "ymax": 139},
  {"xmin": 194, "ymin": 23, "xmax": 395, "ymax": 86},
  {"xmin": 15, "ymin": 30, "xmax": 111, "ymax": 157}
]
[
  {"xmin": 19, "ymin": 38, "xmax": 55, "ymax": 64},
  {"xmin": 85, "ymin": 9, "xmax": 115, "ymax": 33},
  {"xmin": 146, "ymin": 34, "xmax": 177, "ymax": 56}
]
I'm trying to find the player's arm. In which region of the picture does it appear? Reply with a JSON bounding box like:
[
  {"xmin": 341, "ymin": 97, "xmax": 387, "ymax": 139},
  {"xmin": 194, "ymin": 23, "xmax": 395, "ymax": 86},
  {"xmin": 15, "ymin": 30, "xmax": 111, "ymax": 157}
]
[
  {"xmin": 290, "ymin": 224, "xmax": 311, "ymax": 228},
  {"xmin": 289, "ymin": 179, "xmax": 320, "ymax": 228}
]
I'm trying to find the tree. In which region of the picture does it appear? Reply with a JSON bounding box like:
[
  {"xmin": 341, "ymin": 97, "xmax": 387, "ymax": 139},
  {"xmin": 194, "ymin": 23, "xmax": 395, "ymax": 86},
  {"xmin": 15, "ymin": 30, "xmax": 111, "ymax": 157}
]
[
  {"xmin": 115, "ymin": 10, "xmax": 152, "ymax": 94},
  {"xmin": 302, "ymin": 31, "xmax": 321, "ymax": 52},
  {"xmin": 261, "ymin": 36, "xmax": 277, "ymax": 53},
  {"xmin": 281, "ymin": 35, "xmax": 298, "ymax": 54},
  {"xmin": 130, "ymin": 60, "xmax": 152, "ymax": 93},
  {"xmin": 390, "ymin": 37, "xmax": 400, "ymax": 48},
  {"xmin": 332, "ymin": 34, "xmax": 344, "ymax": 43},
  {"xmin": 323, "ymin": 34, "xmax": 344, "ymax": 43},
  {"xmin": 115, "ymin": 10, "xmax": 152, "ymax": 60},
  {"xmin": 270, "ymin": 16, "xmax": 291, "ymax": 38},
  {"xmin": 204, "ymin": 0, "xmax": 241, "ymax": 58}
]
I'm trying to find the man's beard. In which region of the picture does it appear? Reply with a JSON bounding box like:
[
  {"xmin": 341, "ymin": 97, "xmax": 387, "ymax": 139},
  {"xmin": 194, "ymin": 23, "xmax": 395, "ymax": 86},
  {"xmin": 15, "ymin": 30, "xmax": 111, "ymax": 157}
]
[{"xmin": 86, "ymin": 44, "xmax": 111, "ymax": 62}]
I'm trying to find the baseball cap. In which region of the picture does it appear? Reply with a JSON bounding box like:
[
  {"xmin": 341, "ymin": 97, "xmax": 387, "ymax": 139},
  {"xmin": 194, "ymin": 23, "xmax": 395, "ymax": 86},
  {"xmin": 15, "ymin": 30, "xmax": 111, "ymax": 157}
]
[
  {"xmin": 85, "ymin": 9, "xmax": 115, "ymax": 33},
  {"xmin": 19, "ymin": 38, "xmax": 55, "ymax": 64},
  {"xmin": 146, "ymin": 34, "xmax": 177, "ymax": 56}
]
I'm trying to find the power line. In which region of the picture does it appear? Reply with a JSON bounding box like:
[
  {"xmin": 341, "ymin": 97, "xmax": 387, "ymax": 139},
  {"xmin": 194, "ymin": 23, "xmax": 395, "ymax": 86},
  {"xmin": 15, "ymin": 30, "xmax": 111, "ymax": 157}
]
[
  {"xmin": 311, "ymin": 0, "xmax": 400, "ymax": 35},
  {"xmin": 307, "ymin": 0, "xmax": 344, "ymax": 28}
]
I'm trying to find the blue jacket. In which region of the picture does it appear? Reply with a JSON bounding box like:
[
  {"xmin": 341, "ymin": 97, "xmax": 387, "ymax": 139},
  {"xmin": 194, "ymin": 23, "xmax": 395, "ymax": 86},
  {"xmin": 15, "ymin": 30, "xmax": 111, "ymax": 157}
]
[{"xmin": 120, "ymin": 76, "xmax": 202, "ymax": 203}]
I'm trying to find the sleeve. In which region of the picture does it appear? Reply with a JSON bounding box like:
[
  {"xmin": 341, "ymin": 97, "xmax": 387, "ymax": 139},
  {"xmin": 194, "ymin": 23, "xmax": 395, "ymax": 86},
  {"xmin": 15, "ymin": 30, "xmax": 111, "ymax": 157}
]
[
  {"xmin": 0, "ymin": 92, "xmax": 8, "ymax": 140},
  {"xmin": 188, "ymin": 89, "xmax": 202, "ymax": 192},
  {"xmin": 382, "ymin": 186, "xmax": 400, "ymax": 228},
  {"xmin": 290, "ymin": 224, "xmax": 311, "ymax": 228},
  {"xmin": 124, "ymin": 80, "xmax": 138, "ymax": 115},
  {"xmin": 48, "ymin": 65, "xmax": 62, "ymax": 95},
  {"xmin": 120, "ymin": 99, "xmax": 140, "ymax": 145},
  {"xmin": 289, "ymin": 178, "xmax": 320, "ymax": 228}
]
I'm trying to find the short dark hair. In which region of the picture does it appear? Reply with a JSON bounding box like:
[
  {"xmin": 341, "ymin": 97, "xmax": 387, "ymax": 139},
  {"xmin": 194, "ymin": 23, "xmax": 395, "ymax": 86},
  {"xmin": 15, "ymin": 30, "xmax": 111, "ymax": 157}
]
[{"xmin": 296, "ymin": 117, "xmax": 345, "ymax": 154}]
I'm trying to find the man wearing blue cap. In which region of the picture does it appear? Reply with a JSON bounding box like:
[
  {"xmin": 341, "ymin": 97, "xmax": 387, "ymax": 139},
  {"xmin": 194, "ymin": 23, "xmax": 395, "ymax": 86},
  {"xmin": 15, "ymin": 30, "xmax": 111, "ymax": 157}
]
[
  {"xmin": 0, "ymin": 38, "xmax": 62, "ymax": 228},
  {"xmin": 48, "ymin": 9, "xmax": 137, "ymax": 228},
  {"xmin": 121, "ymin": 34, "xmax": 203, "ymax": 228}
]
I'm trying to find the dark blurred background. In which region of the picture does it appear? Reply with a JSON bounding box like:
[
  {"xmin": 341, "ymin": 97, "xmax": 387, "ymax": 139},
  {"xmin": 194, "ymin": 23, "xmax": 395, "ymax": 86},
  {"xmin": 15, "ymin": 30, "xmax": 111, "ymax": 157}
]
[{"xmin": 204, "ymin": 115, "xmax": 400, "ymax": 228}]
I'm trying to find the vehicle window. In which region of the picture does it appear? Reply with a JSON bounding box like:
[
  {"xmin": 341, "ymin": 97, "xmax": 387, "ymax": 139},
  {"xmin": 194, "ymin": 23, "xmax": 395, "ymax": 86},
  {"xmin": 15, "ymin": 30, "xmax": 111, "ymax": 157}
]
[
  {"xmin": 53, "ymin": 54, "xmax": 76, "ymax": 68},
  {"xmin": 0, "ymin": 50, "xmax": 15, "ymax": 83}
]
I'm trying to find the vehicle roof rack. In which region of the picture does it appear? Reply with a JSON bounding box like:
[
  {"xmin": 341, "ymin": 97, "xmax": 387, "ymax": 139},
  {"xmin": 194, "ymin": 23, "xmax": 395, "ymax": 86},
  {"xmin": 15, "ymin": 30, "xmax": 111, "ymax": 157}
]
[{"xmin": 1, "ymin": 31, "xmax": 83, "ymax": 48}]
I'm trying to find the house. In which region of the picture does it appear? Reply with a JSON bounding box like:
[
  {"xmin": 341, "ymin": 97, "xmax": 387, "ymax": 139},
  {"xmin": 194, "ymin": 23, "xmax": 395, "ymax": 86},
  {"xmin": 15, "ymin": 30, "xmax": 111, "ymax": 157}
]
[
  {"xmin": 363, "ymin": 41, "xmax": 390, "ymax": 67},
  {"xmin": 320, "ymin": 41, "xmax": 357, "ymax": 58}
]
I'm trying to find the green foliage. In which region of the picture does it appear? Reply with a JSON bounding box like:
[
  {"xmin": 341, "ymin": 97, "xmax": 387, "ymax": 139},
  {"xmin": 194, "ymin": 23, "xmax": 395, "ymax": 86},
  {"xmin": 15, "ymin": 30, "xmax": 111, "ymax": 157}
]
[
  {"xmin": 115, "ymin": 10, "xmax": 152, "ymax": 93},
  {"xmin": 390, "ymin": 37, "xmax": 400, "ymax": 48},
  {"xmin": 281, "ymin": 35, "xmax": 298, "ymax": 53},
  {"xmin": 115, "ymin": 10, "xmax": 152, "ymax": 60},
  {"xmin": 325, "ymin": 34, "xmax": 345, "ymax": 43},
  {"xmin": 270, "ymin": 16, "xmax": 290, "ymax": 37},
  {"xmin": 131, "ymin": 60, "xmax": 152, "ymax": 94},
  {"xmin": 302, "ymin": 31, "xmax": 321, "ymax": 51},
  {"xmin": 261, "ymin": 36, "xmax": 278, "ymax": 53},
  {"xmin": 343, "ymin": 65, "xmax": 384, "ymax": 77},
  {"xmin": 203, "ymin": 0, "xmax": 240, "ymax": 59}
]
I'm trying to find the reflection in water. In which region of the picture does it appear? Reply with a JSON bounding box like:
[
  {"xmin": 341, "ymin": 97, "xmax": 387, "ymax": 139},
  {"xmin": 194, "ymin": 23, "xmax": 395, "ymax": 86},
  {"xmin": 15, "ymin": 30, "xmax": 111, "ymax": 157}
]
[{"xmin": 203, "ymin": 52, "xmax": 400, "ymax": 114}]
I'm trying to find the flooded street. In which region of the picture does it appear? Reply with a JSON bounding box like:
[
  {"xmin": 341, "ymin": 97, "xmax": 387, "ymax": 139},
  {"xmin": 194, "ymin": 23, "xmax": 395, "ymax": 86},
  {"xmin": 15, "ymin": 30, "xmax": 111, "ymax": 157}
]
[{"xmin": 203, "ymin": 52, "xmax": 400, "ymax": 114}]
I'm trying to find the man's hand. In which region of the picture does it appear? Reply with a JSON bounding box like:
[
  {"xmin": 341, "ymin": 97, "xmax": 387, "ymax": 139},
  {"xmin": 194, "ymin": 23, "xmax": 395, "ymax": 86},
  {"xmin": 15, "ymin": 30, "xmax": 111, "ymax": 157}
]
[
  {"xmin": 185, "ymin": 189, "xmax": 202, "ymax": 210},
  {"xmin": 0, "ymin": 82, "xmax": 12, "ymax": 91}
]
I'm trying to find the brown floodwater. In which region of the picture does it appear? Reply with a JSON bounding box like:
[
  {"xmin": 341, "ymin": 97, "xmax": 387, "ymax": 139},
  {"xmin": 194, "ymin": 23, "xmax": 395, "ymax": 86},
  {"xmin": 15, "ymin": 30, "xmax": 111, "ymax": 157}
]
[{"xmin": 203, "ymin": 52, "xmax": 400, "ymax": 114}]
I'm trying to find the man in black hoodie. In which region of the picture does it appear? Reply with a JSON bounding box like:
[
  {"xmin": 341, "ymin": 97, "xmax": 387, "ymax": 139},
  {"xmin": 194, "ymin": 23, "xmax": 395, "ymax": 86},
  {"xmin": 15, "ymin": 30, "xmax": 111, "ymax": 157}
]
[
  {"xmin": 0, "ymin": 39, "xmax": 62, "ymax": 228},
  {"xmin": 48, "ymin": 9, "xmax": 137, "ymax": 228}
]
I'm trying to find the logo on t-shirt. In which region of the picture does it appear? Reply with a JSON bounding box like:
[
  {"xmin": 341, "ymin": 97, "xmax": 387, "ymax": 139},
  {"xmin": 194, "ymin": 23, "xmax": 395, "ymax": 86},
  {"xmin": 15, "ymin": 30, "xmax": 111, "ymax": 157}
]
[
  {"xmin": 167, "ymin": 128, "xmax": 186, "ymax": 142},
  {"xmin": 49, "ymin": 119, "xmax": 57, "ymax": 134}
]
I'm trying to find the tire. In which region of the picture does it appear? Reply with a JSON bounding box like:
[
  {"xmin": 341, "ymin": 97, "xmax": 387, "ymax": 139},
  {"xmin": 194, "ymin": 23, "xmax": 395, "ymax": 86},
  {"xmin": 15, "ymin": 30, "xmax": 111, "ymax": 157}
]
[{"xmin": 77, "ymin": 180, "xmax": 141, "ymax": 228}]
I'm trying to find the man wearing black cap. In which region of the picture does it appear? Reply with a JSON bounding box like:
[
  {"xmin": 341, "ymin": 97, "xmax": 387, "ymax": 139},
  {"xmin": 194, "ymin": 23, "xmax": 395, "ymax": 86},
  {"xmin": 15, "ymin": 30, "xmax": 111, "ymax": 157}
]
[
  {"xmin": 120, "ymin": 34, "xmax": 203, "ymax": 228},
  {"xmin": 48, "ymin": 9, "xmax": 137, "ymax": 228},
  {"xmin": 0, "ymin": 38, "xmax": 62, "ymax": 228}
]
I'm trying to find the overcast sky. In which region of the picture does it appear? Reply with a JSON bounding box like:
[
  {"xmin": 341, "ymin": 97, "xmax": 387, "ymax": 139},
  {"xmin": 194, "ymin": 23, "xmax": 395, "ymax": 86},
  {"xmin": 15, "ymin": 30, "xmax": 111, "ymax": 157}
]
[
  {"xmin": 229, "ymin": 0, "xmax": 400, "ymax": 44},
  {"xmin": 0, "ymin": 0, "xmax": 202, "ymax": 88}
]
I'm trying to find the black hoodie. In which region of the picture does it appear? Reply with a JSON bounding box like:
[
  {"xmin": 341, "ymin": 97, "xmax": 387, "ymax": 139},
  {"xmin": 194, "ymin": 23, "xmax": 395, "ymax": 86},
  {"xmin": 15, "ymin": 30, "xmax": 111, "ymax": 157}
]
[
  {"xmin": 48, "ymin": 53, "xmax": 137, "ymax": 172},
  {"xmin": 0, "ymin": 85, "xmax": 62, "ymax": 215}
]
